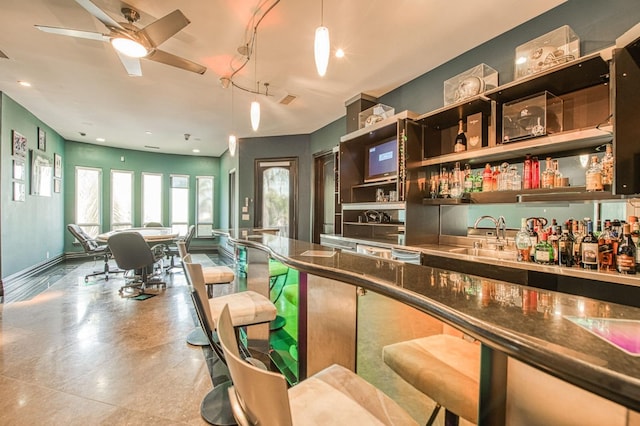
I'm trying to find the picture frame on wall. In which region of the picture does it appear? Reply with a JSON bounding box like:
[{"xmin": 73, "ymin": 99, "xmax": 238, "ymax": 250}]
[
  {"xmin": 38, "ymin": 127, "xmax": 46, "ymax": 151},
  {"xmin": 12, "ymin": 130, "xmax": 27, "ymax": 158},
  {"xmin": 30, "ymin": 150, "xmax": 52, "ymax": 197},
  {"xmin": 54, "ymin": 179, "xmax": 61, "ymax": 193},
  {"xmin": 54, "ymin": 153, "xmax": 62, "ymax": 178},
  {"xmin": 13, "ymin": 159, "xmax": 25, "ymax": 181},
  {"xmin": 13, "ymin": 182, "xmax": 25, "ymax": 202}
]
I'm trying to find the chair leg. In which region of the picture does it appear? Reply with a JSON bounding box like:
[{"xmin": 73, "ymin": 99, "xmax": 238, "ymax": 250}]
[
  {"xmin": 200, "ymin": 381, "xmax": 237, "ymax": 426},
  {"xmin": 444, "ymin": 409, "xmax": 460, "ymax": 426},
  {"xmin": 426, "ymin": 403, "xmax": 442, "ymax": 426}
]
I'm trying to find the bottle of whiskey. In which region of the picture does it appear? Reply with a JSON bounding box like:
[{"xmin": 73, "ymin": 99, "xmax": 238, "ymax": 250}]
[
  {"xmin": 581, "ymin": 220, "xmax": 599, "ymax": 270},
  {"xmin": 515, "ymin": 218, "xmax": 532, "ymax": 262},
  {"xmin": 558, "ymin": 225, "xmax": 574, "ymax": 267},
  {"xmin": 586, "ymin": 155, "xmax": 603, "ymax": 192},
  {"xmin": 454, "ymin": 119, "xmax": 467, "ymax": 153},
  {"xmin": 450, "ymin": 162, "xmax": 462, "ymax": 198},
  {"xmin": 541, "ymin": 157, "xmax": 554, "ymax": 189},
  {"xmin": 534, "ymin": 232, "xmax": 554, "ymax": 264},
  {"xmin": 572, "ymin": 219, "xmax": 584, "ymax": 266},
  {"xmin": 482, "ymin": 163, "xmax": 493, "ymax": 192},
  {"xmin": 598, "ymin": 220, "xmax": 615, "ymax": 271},
  {"xmin": 616, "ymin": 223, "xmax": 636, "ymax": 274},
  {"xmin": 601, "ymin": 143, "xmax": 614, "ymax": 190}
]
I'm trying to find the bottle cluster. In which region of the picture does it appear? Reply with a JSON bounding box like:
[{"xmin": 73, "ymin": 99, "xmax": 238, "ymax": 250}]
[{"xmin": 514, "ymin": 216, "xmax": 638, "ymax": 274}]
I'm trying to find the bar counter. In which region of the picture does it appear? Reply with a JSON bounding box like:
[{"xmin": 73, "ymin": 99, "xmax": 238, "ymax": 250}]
[{"xmin": 217, "ymin": 230, "xmax": 640, "ymax": 422}]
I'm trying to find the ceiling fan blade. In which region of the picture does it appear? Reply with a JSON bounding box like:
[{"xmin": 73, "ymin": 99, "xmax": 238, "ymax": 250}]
[
  {"xmin": 74, "ymin": 0, "xmax": 124, "ymax": 29},
  {"xmin": 146, "ymin": 49, "xmax": 206, "ymax": 75},
  {"xmin": 139, "ymin": 10, "xmax": 189, "ymax": 47},
  {"xmin": 115, "ymin": 51, "xmax": 142, "ymax": 76},
  {"xmin": 35, "ymin": 25, "xmax": 107, "ymax": 41}
]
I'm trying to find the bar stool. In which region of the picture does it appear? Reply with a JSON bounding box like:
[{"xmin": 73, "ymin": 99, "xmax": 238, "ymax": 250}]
[
  {"xmin": 382, "ymin": 333, "xmax": 480, "ymax": 426},
  {"xmin": 185, "ymin": 261, "xmax": 277, "ymax": 426}
]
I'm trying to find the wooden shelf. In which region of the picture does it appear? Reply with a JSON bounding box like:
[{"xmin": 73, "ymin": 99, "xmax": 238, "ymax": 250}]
[{"xmin": 342, "ymin": 202, "xmax": 405, "ymax": 211}]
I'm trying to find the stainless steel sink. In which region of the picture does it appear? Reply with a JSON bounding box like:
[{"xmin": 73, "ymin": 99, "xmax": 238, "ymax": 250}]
[{"xmin": 449, "ymin": 247, "xmax": 519, "ymax": 261}]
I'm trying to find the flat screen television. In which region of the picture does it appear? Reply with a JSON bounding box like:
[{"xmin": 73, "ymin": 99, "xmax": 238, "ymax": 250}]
[{"xmin": 364, "ymin": 137, "xmax": 398, "ymax": 183}]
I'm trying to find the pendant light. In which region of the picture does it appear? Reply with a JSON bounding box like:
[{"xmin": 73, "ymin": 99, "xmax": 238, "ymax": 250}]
[
  {"xmin": 314, "ymin": 0, "xmax": 330, "ymax": 77},
  {"xmin": 228, "ymin": 84, "xmax": 237, "ymax": 156},
  {"xmin": 250, "ymin": 31, "xmax": 261, "ymax": 131}
]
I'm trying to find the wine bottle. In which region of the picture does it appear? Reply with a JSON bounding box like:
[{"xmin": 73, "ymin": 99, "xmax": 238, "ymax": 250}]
[
  {"xmin": 581, "ymin": 220, "xmax": 598, "ymax": 270},
  {"xmin": 616, "ymin": 223, "xmax": 636, "ymax": 274},
  {"xmin": 454, "ymin": 119, "xmax": 467, "ymax": 153}
]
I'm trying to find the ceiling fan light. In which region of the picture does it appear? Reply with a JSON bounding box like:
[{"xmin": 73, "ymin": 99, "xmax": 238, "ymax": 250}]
[
  {"xmin": 228, "ymin": 134, "xmax": 237, "ymax": 156},
  {"xmin": 111, "ymin": 37, "xmax": 148, "ymax": 58},
  {"xmin": 250, "ymin": 101, "xmax": 261, "ymax": 131},
  {"xmin": 314, "ymin": 26, "xmax": 330, "ymax": 77}
]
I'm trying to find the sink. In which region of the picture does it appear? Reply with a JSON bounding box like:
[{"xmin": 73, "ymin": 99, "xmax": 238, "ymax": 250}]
[{"xmin": 449, "ymin": 247, "xmax": 518, "ymax": 261}]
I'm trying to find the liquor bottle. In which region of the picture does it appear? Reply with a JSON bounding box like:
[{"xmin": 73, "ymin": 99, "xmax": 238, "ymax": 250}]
[
  {"xmin": 531, "ymin": 156, "xmax": 540, "ymax": 189},
  {"xmin": 585, "ymin": 155, "xmax": 603, "ymax": 192},
  {"xmin": 581, "ymin": 220, "xmax": 599, "ymax": 270},
  {"xmin": 541, "ymin": 157, "xmax": 554, "ymax": 189},
  {"xmin": 439, "ymin": 166, "xmax": 449, "ymax": 198},
  {"xmin": 534, "ymin": 232, "xmax": 554, "ymax": 264},
  {"xmin": 463, "ymin": 164, "xmax": 473, "ymax": 193},
  {"xmin": 482, "ymin": 163, "xmax": 493, "ymax": 192},
  {"xmin": 528, "ymin": 219, "xmax": 539, "ymax": 261},
  {"xmin": 572, "ymin": 219, "xmax": 584, "ymax": 266},
  {"xmin": 472, "ymin": 171, "xmax": 483, "ymax": 192},
  {"xmin": 548, "ymin": 224, "xmax": 560, "ymax": 263},
  {"xmin": 558, "ymin": 225, "xmax": 574, "ymax": 267},
  {"xmin": 450, "ymin": 162, "xmax": 462, "ymax": 198},
  {"xmin": 515, "ymin": 218, "xmax": 532, "ymax": 262},
  {"xmin": 492, "ymin": 166, "xmax": 500, "ymax": 191},
  {"xmin": 454, "ymin": 120, "xmax": 467, "ymax": 153},
  {"xmin": 598, "ymin": 220, "xmax": 615, "ymax": 271},
  {"xmin": 523, "ymin": 154, "xmax": 532, "ymax": 189},
  {"xmin": 601, "ymin": 143, "xmax": 614, "ymax": 190},
  {"xmin": 629, "ymin": 215, "xmax": 640, "ymax": 245},
  {"xmin": 553, "ymin": 159, "xmax": 562, "ymax": 188},
  {"xmin": 616, "ymin": 223, "xmax": 636, "ymax": 274}
]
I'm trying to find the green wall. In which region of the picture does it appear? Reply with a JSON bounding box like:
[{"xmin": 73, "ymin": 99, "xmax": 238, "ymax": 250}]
[
  {"xmin": 63, "ymin": 141, "xmax": 221, "ymax": 253},
  {"xmin": 1, "ymin": 93, "xmax": 65, "ymax": 277}
]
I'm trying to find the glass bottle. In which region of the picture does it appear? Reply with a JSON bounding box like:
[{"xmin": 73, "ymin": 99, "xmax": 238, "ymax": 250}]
[
  {"xmin": 528, "ymin": 219, "xmax": 539, "ymax": 261},
  {"xmin": 523, "ymin": 154, "xmax": 532, "ymax": 189},
  {"xmin": 558, "ymin": 225, "xmax": 574, "ymax": 267},
  {"xmin": 601, "ymin": 143, "xmax": 614, "ymax": 190},
  {"xmin": 629, "ymin": 215, "xmax": 640, "ymax": 245},
  {"xmin": 548, "ymin": 224, "xmax": 560, "ymax": 263},
  {"xmin": 454, "ymin": 119, "xmax": 467, "ymax": 153},
  {"xmin": 472, "ymin": 171, "xmax": 483, "ymax": 192},
  {"xmin": 515, "ymin": 218, "xmax": 532, "ymax": 262},
  {"xmin": 492, "ymin": 166, "xmax": 500, "ymax": 191},
  {"xmin": 541, "ymin": 157, "xmax": 554, "ymax": 189},
  {"xmin": 553, "ymin": 159, "xmax": 562, "ymax": 188},
  {"xmin": 585, "ymin": 155, "xmax": 603, "ymax": 192},
  {"xmin": 598, "ymin": 220, "xmax": 615, "ymax": 271},
  {"xmin": 463, "ymin": 164, "xmax": 473, "ymax": 193},
  {"xmin": 581, "ymin": 220, "xmax": 599, "ymax": 270},
  {"xmin": 531, "ymin": 156, "xmax": 540, "ymax": 189},
  {"xmin": 450, "ymin": 162, "xmax": 462, "ymax": 198},
  {"xmin": 534, "ymin": 232, "xmax": 554, "ymax": 265},
  {"xmin": 439, "ymin": 166, "xmax": 449, "ymax": 198},
  {"xmin": 482, "ymin": 163, "xmax": 493, "ymax": 192},
  {"xmin": 509, "ymin": 165, "xmax": 521, "ymax": 191},
  {"xmin": 616, "ymin": 223, "xmax": 636, "ymax": 274},
  {"xmin": 572, "ymin": 219, "xmax": 584, "ymax": 266}
]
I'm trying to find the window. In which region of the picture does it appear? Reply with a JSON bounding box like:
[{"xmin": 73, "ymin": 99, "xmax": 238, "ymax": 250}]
[
  {"xmin": 111, "ymin": 170, "xmax": 133, "ymax": 230},
  {"xmin": 170, "ymin": 174, "xmax": 189, "ymax": 236},
  {"xmin": 142, "ymin": 173, "xmax": 163, "ymax": 226},
  {"xmin": 196, "ymin": 176, "xmax": 214, "ymax": 237},
  {"xmin": 75, "ymin": 167, "xmax": 102, "ymax": 238}
]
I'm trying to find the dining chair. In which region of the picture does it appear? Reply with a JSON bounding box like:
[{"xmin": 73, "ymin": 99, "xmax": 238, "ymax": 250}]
[
  {"xmin": 107, "ymin": 231, "xmax": 166, "ymax": 295},
  {"xmin": 144, "ymin": 221, "xmax": 164, "ymax": 227},
  {"xmin": 165, "ymin": 224, "xmax": 196, "ymax": 273},
  {"xmin": 67, "ymin": 224, "xmax": 123, "ymax": 282}
]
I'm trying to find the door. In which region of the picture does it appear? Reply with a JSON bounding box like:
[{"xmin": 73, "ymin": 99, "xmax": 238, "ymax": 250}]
[
  {"xmin": 312, "ymin": 150, "xmax": 335, "ymax": 243},
  {"xmin": 255, "ymin": 158, "xmax": 298, "ymax": 238}
]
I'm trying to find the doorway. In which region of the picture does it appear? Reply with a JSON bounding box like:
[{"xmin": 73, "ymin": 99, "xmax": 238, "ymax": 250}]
[
  {"xmin": 228, "ymin": 169, "xmax": 236, "ymax": 230},
  {"xmin": 254, "ymin": 158, "xmax": 298, "ymax": 238},
  {"xmin": 312, "ymin": 150, "xmax": 335, "ymax": 243}
]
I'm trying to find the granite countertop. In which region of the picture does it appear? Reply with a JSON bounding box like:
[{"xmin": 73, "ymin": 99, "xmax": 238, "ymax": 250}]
[{"xmin": 219, "ymin": 230, "xmax": 640, "ymax": 413}]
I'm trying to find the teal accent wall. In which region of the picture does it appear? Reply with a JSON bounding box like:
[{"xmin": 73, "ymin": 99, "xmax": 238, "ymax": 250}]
[
  {"xmin": 63, "ymin": 141, "xmax": 220, "ymax": 253},
  {"xmin": 1, "ymin": 93, "xmax": 65, "ymax": 277}
]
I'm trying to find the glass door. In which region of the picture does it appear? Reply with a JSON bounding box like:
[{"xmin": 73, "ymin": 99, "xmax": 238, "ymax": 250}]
[{"xmin": 255, "ymin": 158, "xmax": 298, "ymax": 238}]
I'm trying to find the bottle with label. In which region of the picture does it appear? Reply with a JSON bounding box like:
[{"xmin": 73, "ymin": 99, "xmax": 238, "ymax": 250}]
[
  {"xmin": 616, "ymin": 223, "xmax": 636, "ymax": 274},
  {"xmin": 598, "ymin": 220, "xmax": 616, "ymax": 271},
  {"xmin": 439, "ymin": 166, "xmax": 449, "ymax": 198},
  {"xmin": 454, "ymin": 119, "xmax": 467, "ymax": 153},
  {"xmin": 548, "ymin": 224, "xmax": 560, "ymax": 263},
  {"xmin": 541, "ymin": 157, "xmax": 554, "ymax": 189},
  {"xmin": 558, "ymin": 225, "xmax": 574, "ymax": 267},
  {"xmin": 573, "ymin": 219, "xmax": 584, "ymax": 266},
  {"xmin": 523, "ymin": 154, "xmax": 532, "ymax": 189},
  {"xmin": 581, "ymin": 220, "xmax": 599, "ymax": 270},
  {"xmin": 601, "ymin": 143, "xmax": 614, "ymax": 190},
  {"xmin": 531, "ymin": 156, "xmax": 540, "ymax": 189},
  {"xmin": 463, "ymin": 164, "xmax": 473, "ymax": 193},
  {"xmin": 534, "ymin": 232, "xmax": 554, "ymax": 264},
  {"xmin": 528, "ymin": 219, "xmax": 539, "ymax": 261},
  {"xmin": 482, "ymin": 163, "xmax": 493, "ymax": 192},
  {"xmin": 629, "ymin": 215, "xmax": 640, "ymax": 245},
  {"xmin": 515, "ymin": 218, "xmax": 532, "ymax": 262},
  {"xmin": 472, "ymin": 171, "xmax": 483, "ymax": 192},
  {"xmin": 450, "ymin": 162, "xmax": 462, "ymax": 198},
  {"xmin": 586, "ymin": 155, "xmax": 603, "ymax": 192},
  {"xmin": 492, "ymin": 166, "xmax": 500, "ymax": 191},
  {"xmin": 553, "ymin": 159, "xmax": 562, "ymax": 188}
]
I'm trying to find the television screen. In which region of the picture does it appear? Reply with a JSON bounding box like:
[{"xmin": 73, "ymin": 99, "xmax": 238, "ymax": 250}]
[{"xmin": 365, "ymin": 138, "xmax": 397, "ymax": 183}]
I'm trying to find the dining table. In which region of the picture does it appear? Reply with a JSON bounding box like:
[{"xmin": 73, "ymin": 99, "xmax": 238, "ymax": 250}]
[{"xmin": 96, "ymin": 227, "xmax": 180, "ymax": 244}]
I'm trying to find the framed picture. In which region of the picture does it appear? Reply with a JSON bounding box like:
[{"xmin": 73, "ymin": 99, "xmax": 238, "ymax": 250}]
[
  {"xmin": 54, "ymin": 153, "xmax": 62, "ymax": 178},
  {"xmin": 12, "ymin": 130, "xmax": 27, "ymax": 157},
  {"xmin": 13, "ymin": 159, "xmax": 25, "ymax": 180},
  {"xmin": 30, "ymin": 150, "xmax": 52, "ymax": 197},
  {"xmin": 13, "ymin": 182, "xmax": 25, "ymax": 202},
  {"xmin": 54, "ymin": 179, "xmax": 62, "ymax": 193},
  {"xmin": 38, "ymin": 127, "xmax": 46, "ymax": 151}
]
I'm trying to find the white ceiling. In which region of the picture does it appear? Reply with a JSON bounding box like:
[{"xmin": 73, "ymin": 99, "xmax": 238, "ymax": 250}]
[{"xmin": 0, "ymin": 0, "xmax": 565, "ymax": 157}]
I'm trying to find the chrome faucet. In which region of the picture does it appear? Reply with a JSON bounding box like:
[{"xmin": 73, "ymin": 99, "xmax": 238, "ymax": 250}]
[{"xmin": 473, "ymin": 215, "xmax": 507, "ymax": 248}]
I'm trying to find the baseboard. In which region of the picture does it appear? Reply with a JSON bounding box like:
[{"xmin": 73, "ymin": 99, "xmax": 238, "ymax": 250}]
[{"xmin": 1, "ymin": 254, "xmax": 65, "ymax": 302}]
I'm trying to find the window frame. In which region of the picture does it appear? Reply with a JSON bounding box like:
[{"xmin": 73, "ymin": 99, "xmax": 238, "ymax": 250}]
[
  {"xmin": 110, "ymin": 169, "xmax": 134, "ymax": 230},
  {"xmin": 142, "ymin": 172, "xmax": 164, "ymax": 226},
  {"xmin": 196, "ymin": 175, "xmax": 215, "ymax": 238},
  {"xmin": 75, "ymin": 166, "xmax": 102, "ymax": 238}
]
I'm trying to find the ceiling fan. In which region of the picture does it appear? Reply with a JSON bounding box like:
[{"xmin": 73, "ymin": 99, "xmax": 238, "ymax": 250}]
[{"xmin": 35, "ymin": 0, "xmax": 206, "ymax": 76}]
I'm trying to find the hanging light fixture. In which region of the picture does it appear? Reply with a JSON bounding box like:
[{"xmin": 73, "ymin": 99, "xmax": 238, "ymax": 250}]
[
  {"xmin": 314, "ymin": 0, "xmax": 330, "ymax": 77},
  {"xmin": 250, "ymin": 31, "xmax": 261, "ymax": 131},
  {"xmin": 228, "ymin": 84, "xmax": 237, "ymax": 156}
]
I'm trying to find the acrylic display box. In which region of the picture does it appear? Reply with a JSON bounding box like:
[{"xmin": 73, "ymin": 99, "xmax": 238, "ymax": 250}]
[
  {"xmin": 514, "ymin": 25, "xmax": 580, "ymax": 80},
  {"xmin": 502, "ymin": 91, "xmax": 563, "ymax": 143},
  {"xmin": 358, "ymin": 103, "xmax": 395, "ymax": 129},
  {"xmin": 443, "ymin": 63, "xmax": 498, "ymax": 105}
]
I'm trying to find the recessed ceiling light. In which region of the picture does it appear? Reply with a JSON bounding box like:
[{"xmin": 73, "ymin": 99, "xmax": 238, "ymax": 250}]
[
  {"xmin": 145, "ymin": 131, "xmax": 152, "ymax": 135},
  {"xmin": 18, "ymin": 80, "xmax": 31, "ymax": 87},
  {"xmin": 335, "ymin": 48, "xmax": 345, "ymax": 58},
  {"xmin": 96, "ymin": 137, "xmax": 105, "ymax": 142},
  {"xmin": 192, "ymin": 149, "xmax": 200, "ymax": 153}
]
